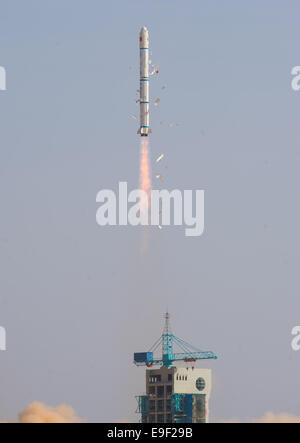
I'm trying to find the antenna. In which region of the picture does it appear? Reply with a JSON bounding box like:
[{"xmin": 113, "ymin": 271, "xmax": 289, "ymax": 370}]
[
  {"xmin": 163, "ymin": 311, "xmax": 172, "ymax": 335},
  {"xmin": 162, "ymin": 312, "xmax": 173, "ymax": 367}
]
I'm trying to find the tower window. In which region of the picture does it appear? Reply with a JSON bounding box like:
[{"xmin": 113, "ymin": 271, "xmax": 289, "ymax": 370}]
[
  {"xmin": 157, "ymin": 414, "xmax": 164, "ymax": 423},
  {"xmin": 157, "ymin": 386, "xmax": 164, "ymax": 397},
  {"xmin": 149, "ymin": 400, "xmax": 155, "ymax": 411},
  {"xmin": 157, "ymin": 400, "xmax": 164, "ymax": 411},
  {"xmin": 149, "ymin": 386, "xmax": 155, "ymax": 396},
  {"xmin": 166, "ymin": 414, "xmax": 172, "ymax": 423}
]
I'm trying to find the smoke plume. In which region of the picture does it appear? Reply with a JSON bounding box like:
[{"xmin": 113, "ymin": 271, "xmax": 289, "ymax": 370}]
[
  {"xmin": 223, "ymin": 412, "xmax": 300, "ymax": 423},
  {"xmin": 253, "ymin": 412, "xmax": 300, "ymax": 423},
  {"xmin": 18, "ymin": 402, "xmax": 81, "ymax": 423}
]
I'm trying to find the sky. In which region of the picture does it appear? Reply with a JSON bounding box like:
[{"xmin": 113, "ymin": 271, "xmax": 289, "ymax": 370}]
[{"xmin": 0, "ymin": 0, "xmax": 300, "ymax": 422}]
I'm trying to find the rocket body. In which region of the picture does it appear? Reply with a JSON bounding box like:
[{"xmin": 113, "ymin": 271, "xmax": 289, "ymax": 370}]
[{"xmin": 138, "ymin": 27, "xmax": 151, "ymax": 136}]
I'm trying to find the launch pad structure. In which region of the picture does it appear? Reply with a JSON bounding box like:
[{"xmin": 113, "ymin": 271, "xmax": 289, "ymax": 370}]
[{"xmin": 134, "ymin": 313, "xmax": 217, "ymax": 423}]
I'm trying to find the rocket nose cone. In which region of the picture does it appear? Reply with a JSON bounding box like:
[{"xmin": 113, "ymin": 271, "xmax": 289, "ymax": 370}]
[
  {"xmin": 139, "ymin": 26, "xmax": 149, "ymax": 47},
  {"xmin": 140, "ymin": 26, "xmax": 148, "ymax": 34}
]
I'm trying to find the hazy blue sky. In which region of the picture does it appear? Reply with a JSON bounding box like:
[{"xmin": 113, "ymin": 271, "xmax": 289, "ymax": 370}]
[{"xmin": 0, "ymin": 0, "xmax": 300, "ymax": 422}]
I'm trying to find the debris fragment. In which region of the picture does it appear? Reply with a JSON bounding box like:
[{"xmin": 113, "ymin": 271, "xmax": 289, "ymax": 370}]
[
  {"xmin": 156, "ymin": 154, "xmax": 164, "ymax": 163},
  {"xmin": 136, "ymin": 89, "xmax": 140, "ymax": 93},
  {"xmin": 131, "ymin": 114, "xmax": 137, "ymax": 120},
  {"xmin": 160, "ymin": 121, "xmax": 164, "ymax": 126},
  {"xmin": 156, "ymin": 174, "xmax": 164, "ymax": 183},
  {"xmin": 136, "ymin": 99, "xmax": 140, "ymax": 104},
  {"xmin": 175, "ymin": 123, "xmax": 180, "ymax": 126},
  {"xmin": 161, "ymin": 85, "xmax": 166, "ymax": 90},
  {"xmin": 158, "ymin": 225, "xmax": 163, "ymax": 230},
  {"xmin": 150, "ymin": 64, "xmax": 159, "ymax": 76},
  {"xmin": 154, "ymin": 98, "xmax": 161, "ymax": 106}
]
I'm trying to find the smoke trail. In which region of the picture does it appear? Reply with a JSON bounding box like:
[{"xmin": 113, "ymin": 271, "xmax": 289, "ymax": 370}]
[{"xmin": 18, "ymin": 402, "xmax": 81, "ymax": 423}]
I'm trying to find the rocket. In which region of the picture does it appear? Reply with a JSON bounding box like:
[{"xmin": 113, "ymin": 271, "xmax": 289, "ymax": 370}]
[{"xmin": 137, "ymin": 27, "xmax": 151, "ymax": 136}]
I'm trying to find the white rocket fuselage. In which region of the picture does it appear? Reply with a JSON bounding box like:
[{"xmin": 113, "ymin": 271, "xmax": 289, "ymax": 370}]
[{"xmin": 138, "ymin": 27, "xmax": 151, "ymax": 136}]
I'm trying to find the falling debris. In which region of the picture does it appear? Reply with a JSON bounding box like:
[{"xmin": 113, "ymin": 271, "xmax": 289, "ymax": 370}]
[
  {"xmin": 156, "ymin": 154, "xmax": 164, "ymax": 163},
  {"xmin": 154, "ymin": 98, "xmax": 161, "ymax": 106},
  {"xmin": 175, "ymin": 123, "xmax": 180, "ymax": 126},
  {"xmin": 158, "ymin": 225, "xmax": 163, "ymax": 230},
  {"xmin": 136, "ymin": 99, "xmax": 140, "ymax": 104},
  {"xmin": 150, "ymin": 64, "xmax": 159, "ymax": 76},
  {"xmin": 131, "ymin": 114, "xmax": 137, "ymax": 120},
  {"xmin": 161, "ymin": 85, "xmax": 166, "ymax": 90},
  {"xmin": 160, "ymin": 121, "xmax": 164, "ymax": 126},
  {"xmin": 156, "ymin": 174, "xmax": 164, "ymax": 183},
  {"xmin": 136, "ymin": 89, "xmax": 140, "ymax": 93}
]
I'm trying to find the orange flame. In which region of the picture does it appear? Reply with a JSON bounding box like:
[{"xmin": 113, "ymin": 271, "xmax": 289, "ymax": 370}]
[{"xmin": 139, "ymin": 137, "xmax": 152, "ymax": 215}]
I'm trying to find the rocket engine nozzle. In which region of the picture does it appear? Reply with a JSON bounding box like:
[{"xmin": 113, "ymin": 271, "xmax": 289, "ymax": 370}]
[{"xmin": 137, "ymin": 127, "xmax": 152, "ymax": 136}]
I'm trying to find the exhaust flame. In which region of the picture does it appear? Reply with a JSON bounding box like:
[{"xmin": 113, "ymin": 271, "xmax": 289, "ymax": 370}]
[
  {"xmin": 139, "ymin": 137, "xmax": 152, "ymax": 216},
  {"xmin": 139, "ymin": 137, "xmax": 152, "ymax": 253}
]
